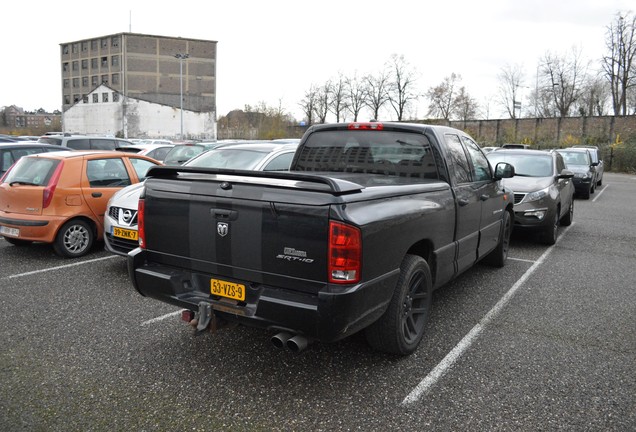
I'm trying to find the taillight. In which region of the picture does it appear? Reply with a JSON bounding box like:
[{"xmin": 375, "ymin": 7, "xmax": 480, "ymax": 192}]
[
  {"xmin": 42, "ymin": 161, "xmax": 64, "ymax": 209},
  {"xmin": 347, "ymin": 122, "xmax": 384, "ymax": 130},
  {"xmin": 138, "ymin": 198, "xmax": 146, "ymax": 249},
  {"xmin": 328, "ymin": 221, "xmax": 361, "ymax": 284}
]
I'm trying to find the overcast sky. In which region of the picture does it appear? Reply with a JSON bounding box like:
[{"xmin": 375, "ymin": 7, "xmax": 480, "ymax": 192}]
[{"xmin": 1, "ymin": 0, "xmax": 633, "ymax": 121}]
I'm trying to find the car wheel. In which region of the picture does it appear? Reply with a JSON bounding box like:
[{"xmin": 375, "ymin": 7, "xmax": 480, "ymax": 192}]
[
  {"xmin": 582, "ymin": 186, "xmax": 591, "ymax": 200},
  {"xmin": 560, "ymin": 199, "xmax": 574, "ymax": 226},
  {"xmin": 597, "ymin": 176, "xmax": 602, "ymax": 186},
  {"xmin": 591, "ymin": 181, "xmax": 596, "ymax": 194},
  {"xmin": 482, "ymin": 209, "xmax": 512, "ymax": 267},
  {"xmin": 53, "ymin": 219, "xmax": 94, "ymax": 258},
  {"xmin": 365, "ymin": 254, "xmax": 432, "ymax": 355},
  {"xmin": 3, "ymin": 236, "xmax": 32, "ymax": 246},
  {"xmin": 542, "ymin": 208, "xmax": 559, "ymax": 245}
]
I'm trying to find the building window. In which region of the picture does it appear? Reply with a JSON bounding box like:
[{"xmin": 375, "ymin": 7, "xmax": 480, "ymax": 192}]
[
  {"xmin": 63, "ymin": 79, "xmax": 70, "ymax": 89},
  {"xmin": 72, "ymin": 61, "xmax": 79, "ymax": 71},
  {"xmin": 64, "ymin": 95, "xmax": 71, "ymax": 104},
  {"xmin": 72, "ymin": 78, "xmax": 79, "ymax": 88},
  {"xmin": 113, "ymin": 93, "xmax": 120, "ymax": 102},
  {"xmin": 101, "ymin": 75, "xmax": 108, "ymax": 85},
  {"xmin": 83, "ymin": 95, "xmax": 88, "ymax": 104},
  {"xmin": 102, "ymin": 93, "xmax": 109, "ymax": 103},
  {"xmin": 91, "ymin": 76, "xmax": 98, "ymax": 86},
  {"xmin": 111, "ymin": 55, "xmax": 119, "ymax": 67},
  {"xmin": 82, "ymin": 77, "xmax": 89, "ymax": 87},
  {"xmin": 63, "ymin": 63, "xmax": 69, "ymax": 72},
  {"xmin": 101, "ymin": 57, "xmax": 108, "ymax": 68},
  {"xmin": 91, "ymin": 58, "xmax": 98, "ymax": 69},
  {"xmin": 112, "ymin": 36, "xmax": 120, "ymax": 47},
  {"xmin": 93, "ymin": 94, "xmax": 99, "ymax": 103},
  {"xmin": 101, "ymin": 38, "xmax": 108, "ymax": 48},
  {"xmin": 81, "ymin": 41, "xmax": 88, "ymax": 52},
  {"xmin": 72, "ymin": 43, "xmax": 79, "ymax": 53},
  {"xmin": 62, "ymin": 45, "xmax": 69, "ymax": 55},
  {"xmin": 73, "ymin": 94, "xmax": 81, "ymax": 103},
  {"xmin": 81, "ymin": 59, "xmax": 88, "ymax": 70},
  {"xmin": 91, "ymin": 40, "xmax": 98, "ymax": 51},
  {"xmin": 111, "ymin": 73, "xmax": 120, "ymax": 85}
]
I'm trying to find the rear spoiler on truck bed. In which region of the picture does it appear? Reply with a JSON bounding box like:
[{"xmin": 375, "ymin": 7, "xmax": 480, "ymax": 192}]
[{"xmin": 145, "ymin": 166, "xmax": 364, "ymax": 194}]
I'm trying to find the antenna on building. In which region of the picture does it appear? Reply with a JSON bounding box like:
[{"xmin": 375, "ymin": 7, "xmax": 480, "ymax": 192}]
[{"xmin": 129, "ymin": 10, "xmax": 132, "ymax": 32}]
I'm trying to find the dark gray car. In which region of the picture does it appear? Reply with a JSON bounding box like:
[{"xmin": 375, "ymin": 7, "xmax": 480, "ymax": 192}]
[{"xmin": 487, "ymin": 149, "xmax": 575, "ymax": 245}]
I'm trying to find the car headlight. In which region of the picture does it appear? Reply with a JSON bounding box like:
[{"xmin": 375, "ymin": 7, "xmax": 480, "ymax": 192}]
[
  {"xmin": 523, "ymin": 187, "xmax": 549, "ymax": 203},
  {"xmin": 575, "ymin": 172, "xmax": 591, "ymax": 179}
]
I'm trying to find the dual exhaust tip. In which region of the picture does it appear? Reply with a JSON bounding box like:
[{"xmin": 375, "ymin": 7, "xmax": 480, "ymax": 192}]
[{"xmin": 271, "ymin": 332, "xmax": 310, "ymax": 353}]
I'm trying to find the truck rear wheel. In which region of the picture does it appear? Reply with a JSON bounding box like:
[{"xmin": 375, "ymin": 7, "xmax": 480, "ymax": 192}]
[{"xmin": 365, "ymin": 254, "xmax": 432, "ymax": 355}]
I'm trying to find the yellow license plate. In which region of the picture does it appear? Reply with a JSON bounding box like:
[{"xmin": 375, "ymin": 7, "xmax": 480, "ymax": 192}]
[
  {"xmin": 210, "ymin": 278, "xmax": 245, "ymax": 301},
  {"xmin": 113, "ymin": 227, "xmax": 138, "ymax": 240}
]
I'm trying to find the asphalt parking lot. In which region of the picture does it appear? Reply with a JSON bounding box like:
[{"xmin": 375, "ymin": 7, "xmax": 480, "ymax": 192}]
[{"xmin": 1, "ymin": 172, "xmax": 635, "ymax": 431}]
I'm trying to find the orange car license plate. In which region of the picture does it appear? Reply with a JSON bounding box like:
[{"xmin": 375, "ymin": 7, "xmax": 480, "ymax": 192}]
[
  {"xmin": 210, "ymin": 278, "xmax": 245, "ymax": 301},
  {"xmin": 113, "ymin": 227, "xmax": 138, "ymax": 240}
]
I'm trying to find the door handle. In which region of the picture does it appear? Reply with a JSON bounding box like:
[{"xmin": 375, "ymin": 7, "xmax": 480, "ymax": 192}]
[
  {"xmin": 92, "ymin": 192, "xmax": 102, "ymax": 198},
  {"xmin": 480, "ymin": 194, "xmax": 489, "ymax": 201},
  {"xmin": 458, "ymin": 198, "xmax": 469, "ymax": 206}
]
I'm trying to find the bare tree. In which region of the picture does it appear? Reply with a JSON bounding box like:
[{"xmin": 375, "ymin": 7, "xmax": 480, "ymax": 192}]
[
  {"xmin": 313, "ymin": 81, "xmax": 331, "ymax": 124},
  {"xmin": 602, "ymin": 11, "xmax": 636, "ymax": 116},
  {"xmin": 539, "ymin": 48, "xmax": 588, "ymax": 117},
  {"xmin": 426, "ymin": 73, "xmax": 462, "ymax": 120},
  {"xmin": 345, "ymin": 73, "xmax": 367, "ymax": 122},
  {"xmin": 496, "ymin": 63, "xmax": 525, "ymax": 118},
  {"xmin": 576, "ymin": 75, "xmax": 610, "ymax": 116},
  {"xmin": 299, "ymin": 85, "xmax": 318, "ymax": 125},
  {"xmin": 364, "ymin": 69, "xmax": 391, "ymax": 121},
  {"xmin": 453, "ymin": 87, "xmax": 480, "ymax": 121},
  {"xmin": 386, "ymin": 54, "xmax": 419, "ymax": 121},
  {"xmin": 329, "ymin": 73, "xmax": 349, "ymax": 122}
]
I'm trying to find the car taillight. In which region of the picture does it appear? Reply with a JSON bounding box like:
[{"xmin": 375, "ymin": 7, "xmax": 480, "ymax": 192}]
[
  {"xmin": 328, "ymin": 221, "xmax": 361, "ymax": 284},
  {"xmin": 138, "ymin": 198, "xmax": 146, "ymax": 249},
  {"xmin": 42, "ymin": 161, "xmax": 64, "ymax": 209},
  {"xmin": 347, "ymin": 122, "xmax": 384, "ymax": 130}
]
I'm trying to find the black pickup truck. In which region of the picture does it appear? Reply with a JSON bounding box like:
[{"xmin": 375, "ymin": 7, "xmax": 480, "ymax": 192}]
[{"xmin": 129, "ymin": 122, "xmax": 515, "ymax": 355}]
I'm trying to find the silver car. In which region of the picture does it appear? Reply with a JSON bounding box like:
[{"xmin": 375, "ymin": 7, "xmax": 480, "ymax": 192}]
[{"xmin": 104, "ymin": 141, "xmax": 299, "ymax": 256}]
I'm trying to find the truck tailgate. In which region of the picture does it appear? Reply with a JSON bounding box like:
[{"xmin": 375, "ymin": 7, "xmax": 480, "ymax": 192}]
[{"xmin": 142, "ymin": 175, "xmax": 333, "ymax": 291}]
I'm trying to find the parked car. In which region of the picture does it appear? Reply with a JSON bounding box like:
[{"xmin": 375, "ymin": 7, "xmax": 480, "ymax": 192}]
[
  {"xmin": 137, "ymin": 139, "xmax": 174, "ymax": 145},
  {"xmin": 0, "ymin": 151, "xmax": 160, "ymax": 257},
  {"xmin": 556, "ymin": 148, "xmax": 597, "ymax": 199},
  {"xmin": 481, "ymin": 146, "xmax": 499, "ymax": 153},
  {"xmin": 162, "ymin": 142, "xmax": 224, "ymax": 165},
  {"xmin": 501, "ymin": 143, "xmax": 532, "ymax": 149},
  {"xmin": 115, "ymin": 143, "xmax": 175, "ymax": 162},
  {"xmin": 486, "ymin": 149, "xmax": 575, "ymax": 245},
  {"xmin": 1, "ymin": 142, "xmax": 71, "ymax": 177},
  {"xmin": 104, "ymin": 141, "xmax": 299, "ymax": 256},
  {"xmin": 38, "ymin": 134, "xmax": 134, "ymax": 150},
  {"xmin": 571, "ymin": 145, "xmax": 604, "ymax": 186}
]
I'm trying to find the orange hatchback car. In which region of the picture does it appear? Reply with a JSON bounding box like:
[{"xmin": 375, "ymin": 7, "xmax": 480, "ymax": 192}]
[{"xmin": 0, "ymin": 150, "xmax": 160, "ymax": 257}]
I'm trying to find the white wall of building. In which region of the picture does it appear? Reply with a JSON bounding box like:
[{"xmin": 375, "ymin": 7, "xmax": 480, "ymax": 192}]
[{"xmin": 63, "ymin": 85, "xmax": 216, "ymax": 140}]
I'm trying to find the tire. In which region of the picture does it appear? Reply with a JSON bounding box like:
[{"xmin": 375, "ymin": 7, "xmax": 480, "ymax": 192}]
[
  {"xmin": 53, "ymin": 219, "xmax": 94, "ymax": 258},
  {"xmin": 542, "ymin": 207, "xmax": 559, "ymax": 245},
  {"xmin": 365, "ymin": 254, "xmax": 432, "ymax": 355},
  {"xmin": 560, "ymin": 199, "xmax": 574, "ymax": 226},
  {"xmin": 3, "ymin": 237, "xmax": 32, "ymax": 246},
  {"xmin": 582, "ymin": 186, "xmax": 591, "ymax": 200},
  {"xmin": 482, "ymin": 209, "xmax": 512, "ymax": 267}
]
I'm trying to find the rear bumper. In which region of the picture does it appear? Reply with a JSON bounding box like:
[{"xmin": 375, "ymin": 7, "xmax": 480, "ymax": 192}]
[
  {"xmin": 0, "ymin": 213, "xmax": 63, "ymax": 243},
  {"xmin": 128, "ymin": 248, "xmax": 399, "ymax": 342}
]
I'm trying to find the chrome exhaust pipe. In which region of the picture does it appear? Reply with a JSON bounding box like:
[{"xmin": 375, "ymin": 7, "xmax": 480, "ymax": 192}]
[
  {"xmin": 286, "ymin": 335, "xmax": 309, "ymax": 353},
  {"xmin": 271, "ymin": 332, "xmax": 292, "ymax": 349}
]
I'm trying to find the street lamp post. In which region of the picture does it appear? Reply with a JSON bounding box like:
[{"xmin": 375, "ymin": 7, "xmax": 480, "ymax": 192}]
[{"xmin": 174, "ymin": 53, "xmax": 189, "ymax": 139}]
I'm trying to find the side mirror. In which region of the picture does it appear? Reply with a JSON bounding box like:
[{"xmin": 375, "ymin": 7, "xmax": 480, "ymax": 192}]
[
  {"xmin": 494, "ymin": 162, "xmax": 515, "ymax": 179},
  {"xmin": 559, "ymin": 169, "xmax": 574, "ymax": 179},
  {"xmin": 591, "ymin": 161, "xmax": 599, "ymax": 167}
]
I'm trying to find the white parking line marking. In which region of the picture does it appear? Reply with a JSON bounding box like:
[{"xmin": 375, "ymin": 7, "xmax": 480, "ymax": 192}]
[
  {"xmin": 507, "ymin": 257, "xmax": 536, "ymax": 263},
  {"xmin": 592, "ymin": 184, "xmax": 608, "ymax": 202},
  {"xmin": 4, "ymin": 255, "xmax": 119, "ymax": 279},
  {"xmin": 402, "ymin": 224, "xmax": 573, "ymax": 406},
  {"xmin": 141, "ymin": 310, "xmax": 183, "ymax": 326}
]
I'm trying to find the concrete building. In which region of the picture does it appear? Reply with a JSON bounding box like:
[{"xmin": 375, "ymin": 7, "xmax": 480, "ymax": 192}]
[{"xmin": 60, "ymin": 33, "xmax": 217, "ymax": 139}]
